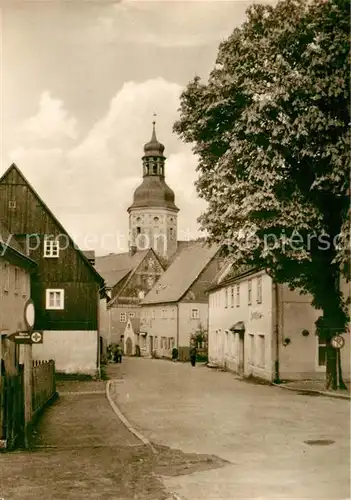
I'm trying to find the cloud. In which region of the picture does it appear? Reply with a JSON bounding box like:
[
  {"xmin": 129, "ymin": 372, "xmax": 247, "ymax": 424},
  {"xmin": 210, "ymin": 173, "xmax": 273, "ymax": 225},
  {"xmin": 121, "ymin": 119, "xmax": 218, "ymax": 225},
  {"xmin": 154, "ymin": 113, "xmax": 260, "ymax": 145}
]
[
  {"xmin": 19, "ymin": 91, "xmax": 78, "ymax": 144},
  {"xmin": 6, "ymin": 79, "xmax": 206, "ymax": 255}
]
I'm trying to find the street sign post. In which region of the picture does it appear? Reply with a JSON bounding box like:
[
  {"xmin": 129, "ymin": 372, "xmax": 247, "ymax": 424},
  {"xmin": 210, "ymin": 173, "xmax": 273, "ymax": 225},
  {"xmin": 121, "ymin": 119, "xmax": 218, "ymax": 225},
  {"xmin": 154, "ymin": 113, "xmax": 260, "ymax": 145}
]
[
  {"xmin": 6, "ymin": 331, "xmax": 32, "ymax": 344},
  {"xmin": 30, "ymin": 331, "xmax": 43, "ymax": 344},
  {"xmin": 330, "ymin": 335, "xmax": 345, "ymax": 349}
]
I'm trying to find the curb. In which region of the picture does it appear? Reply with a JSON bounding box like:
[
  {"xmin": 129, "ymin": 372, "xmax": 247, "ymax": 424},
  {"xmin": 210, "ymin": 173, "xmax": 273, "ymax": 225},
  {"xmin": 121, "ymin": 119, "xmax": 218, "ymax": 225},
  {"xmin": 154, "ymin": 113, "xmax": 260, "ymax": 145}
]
[
  {"xmin": 105, "ymin": 380, "xmax": 157, "ymax": 454},
  {"xmin": 272, "ymin": 383, "xmax": 351, "ymax": 401}
]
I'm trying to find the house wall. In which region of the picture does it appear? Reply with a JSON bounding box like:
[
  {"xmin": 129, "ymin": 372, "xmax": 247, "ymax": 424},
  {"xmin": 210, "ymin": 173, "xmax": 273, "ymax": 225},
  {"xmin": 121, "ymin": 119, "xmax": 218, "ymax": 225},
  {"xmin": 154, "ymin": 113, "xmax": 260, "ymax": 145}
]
[
  {"xmin": 108, "ymin": 305, "xmax": 140, "ymax": 345},
  {"xmin": 208, "ymin": 271, "xmax": 274, "ymax": 381},
  {"xmin": 0, "ymin": 257, "xmax": 31, "ymax": 335},
  {"xmin": 32, "ymin": 330, "xmax": 98, "ymax": 375},
  {"xmin": 140, "ymin": 304, "xmax": 177, "ymax": 358},
  {"xmin": 178, "ymin": 302, "xmax": 208, "ymax": 348},
  {"xmin": 279, "ymin": 285, "xmax": 350, "ymax": 381},
  {"xmin": 209, "ymin": 271, "xmax": 351, "ymax": 382}
]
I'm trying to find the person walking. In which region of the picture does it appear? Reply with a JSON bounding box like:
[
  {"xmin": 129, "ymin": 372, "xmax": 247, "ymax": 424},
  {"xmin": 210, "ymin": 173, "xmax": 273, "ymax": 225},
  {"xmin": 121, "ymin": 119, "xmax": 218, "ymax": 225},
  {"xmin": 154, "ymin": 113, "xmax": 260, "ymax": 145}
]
[
  {"xmin": 115, "ymin": 344, "xmax": 123, "ymax": 363},
  {"xmin": 190, "ymin": 345, "xmax": 197, "ymax": 367}
]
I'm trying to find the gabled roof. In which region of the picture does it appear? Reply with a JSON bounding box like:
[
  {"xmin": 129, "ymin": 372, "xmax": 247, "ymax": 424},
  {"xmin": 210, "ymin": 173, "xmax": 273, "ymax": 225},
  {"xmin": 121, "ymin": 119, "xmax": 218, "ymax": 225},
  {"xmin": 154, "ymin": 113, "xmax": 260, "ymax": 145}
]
[
  {"xmin": 207, "ymin": 261, "xmax": 258, "ymax": 292},
  {"xmin": 141, "ymin": 241, "xmax": 220, "ymax": 305},
  {"xmin": 0, "ymin": 164, "xmax": 104, "ymax": 285},
  {"xmin": 0, "ymin": 220, "xmax": 37, "ymax": 268},
  {"xmin": 95, "ymin": 249, "xmax": 150, "ymax": 288}
]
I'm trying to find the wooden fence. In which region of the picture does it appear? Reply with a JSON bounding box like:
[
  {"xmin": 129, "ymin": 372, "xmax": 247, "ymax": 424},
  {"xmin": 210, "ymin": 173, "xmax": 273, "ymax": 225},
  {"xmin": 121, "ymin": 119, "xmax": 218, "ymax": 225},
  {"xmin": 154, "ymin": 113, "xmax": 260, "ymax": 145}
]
[
  {"xmin": 32, "ymin": 360, "xmax": 56, "ymax": 417},
  {"xmin": 0, "ymin": 359, "xmax": 56, "ymax": 450},
  {"xmin": 0, "ymin": 367, "xmax": 24, "ymax": 450}
]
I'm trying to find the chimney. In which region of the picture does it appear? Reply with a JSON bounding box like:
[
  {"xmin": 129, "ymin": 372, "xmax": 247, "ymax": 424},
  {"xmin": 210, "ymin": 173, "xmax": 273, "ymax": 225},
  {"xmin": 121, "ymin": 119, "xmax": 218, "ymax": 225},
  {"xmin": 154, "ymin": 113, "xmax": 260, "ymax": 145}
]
[{"xmin": 129, "ymin": 245, "xmax": 137, "ymax": 257}]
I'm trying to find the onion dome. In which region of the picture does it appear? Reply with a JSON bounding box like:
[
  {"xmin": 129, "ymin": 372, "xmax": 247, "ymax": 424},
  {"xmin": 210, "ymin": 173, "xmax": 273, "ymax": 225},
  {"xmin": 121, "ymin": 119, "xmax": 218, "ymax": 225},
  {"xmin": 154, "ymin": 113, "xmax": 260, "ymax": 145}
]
[
  {"xmin": 128, "ymin": 176, "xmax": 179, "ymax": 211},
  {"xmin": 143, "ymin": 121, "xmax": 165, "ymax": 157}
]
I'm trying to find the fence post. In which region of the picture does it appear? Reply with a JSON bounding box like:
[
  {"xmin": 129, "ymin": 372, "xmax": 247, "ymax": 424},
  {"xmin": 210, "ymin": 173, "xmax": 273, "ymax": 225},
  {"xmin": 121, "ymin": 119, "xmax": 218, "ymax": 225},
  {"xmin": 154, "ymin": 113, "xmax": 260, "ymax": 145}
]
[{"xmin": 23, "ymin": 344, "xmax": 33, "ymax": 449}]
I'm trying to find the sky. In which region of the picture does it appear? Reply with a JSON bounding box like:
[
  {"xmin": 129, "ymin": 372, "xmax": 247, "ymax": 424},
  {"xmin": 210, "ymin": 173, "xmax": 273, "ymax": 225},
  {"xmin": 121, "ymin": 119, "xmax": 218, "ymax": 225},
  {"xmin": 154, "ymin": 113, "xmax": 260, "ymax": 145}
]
[{"xmin": 0, "ymin": 0, "xmax": 270, "ymax": 255}]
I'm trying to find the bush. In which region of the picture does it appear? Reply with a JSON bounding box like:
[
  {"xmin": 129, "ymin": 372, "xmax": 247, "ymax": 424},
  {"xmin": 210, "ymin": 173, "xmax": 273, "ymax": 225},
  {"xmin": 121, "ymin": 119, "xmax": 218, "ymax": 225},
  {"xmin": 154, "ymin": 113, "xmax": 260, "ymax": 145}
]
[{"xmin": 172, "ymin": 347, "xmax": 179, "ymax": 360}]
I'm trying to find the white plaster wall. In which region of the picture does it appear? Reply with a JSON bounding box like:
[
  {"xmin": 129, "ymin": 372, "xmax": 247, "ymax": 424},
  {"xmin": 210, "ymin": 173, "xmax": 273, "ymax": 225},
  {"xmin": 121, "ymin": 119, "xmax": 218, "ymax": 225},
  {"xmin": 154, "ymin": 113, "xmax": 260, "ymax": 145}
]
[
  {"xmin": 140, "ymin": 304, "xmax": 177, "ymax": 357},
  {"xmin": 208, "ymin": 272, "xmax": 274, "ymax": 381},
  {"xmin": 178, "ymin": 302, "xmax": 208, "ymax": 347},
  {"xmin": 279, "ymin": 285, "xmax": 350, "ymax": 381},
  {"xmin": 32, "ymin": 330, "xmax": 98, "ymax": 375}
]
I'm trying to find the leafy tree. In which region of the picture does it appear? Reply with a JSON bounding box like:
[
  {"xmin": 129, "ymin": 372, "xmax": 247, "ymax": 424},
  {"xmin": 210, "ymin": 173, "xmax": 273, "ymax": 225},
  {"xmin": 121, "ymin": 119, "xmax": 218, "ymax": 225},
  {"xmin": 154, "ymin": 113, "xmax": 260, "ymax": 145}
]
[{"xmin": 174, "ymin": 0, "xmax": 350, "ymax": 389}]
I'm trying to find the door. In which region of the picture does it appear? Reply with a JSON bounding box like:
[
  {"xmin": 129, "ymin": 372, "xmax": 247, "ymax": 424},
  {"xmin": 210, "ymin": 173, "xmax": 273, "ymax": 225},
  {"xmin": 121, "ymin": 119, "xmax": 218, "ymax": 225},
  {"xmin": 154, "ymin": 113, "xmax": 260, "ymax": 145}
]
[
  {"xmin": 238, "ymin": 332, "xmax": 245, "ymax": 375},
  {"xmin": 149, "ymin": 336, "xmax": 153, "ymax": 354},
  {"xmin": 126, "ymin": 338, "xmax": 133, "ymax": 356}
]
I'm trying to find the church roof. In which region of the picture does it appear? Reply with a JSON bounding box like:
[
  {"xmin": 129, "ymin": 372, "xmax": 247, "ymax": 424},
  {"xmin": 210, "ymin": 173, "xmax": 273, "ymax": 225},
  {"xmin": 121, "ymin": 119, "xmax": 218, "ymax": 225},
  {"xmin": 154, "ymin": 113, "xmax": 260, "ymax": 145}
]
[
  {"xmin": 141, "ymin": 240, "xmax": 220, "ymax": 305},
  {"xmin": 95, "ymin": 249, "xmax": 149, "ymax": 288},
  {"xmin": 128, "ymin": 176, "xmax": 179, "ymax": 211},
  {"xmin": 143, "ymin": 121, "xmax": 165, "ymax": 157}
]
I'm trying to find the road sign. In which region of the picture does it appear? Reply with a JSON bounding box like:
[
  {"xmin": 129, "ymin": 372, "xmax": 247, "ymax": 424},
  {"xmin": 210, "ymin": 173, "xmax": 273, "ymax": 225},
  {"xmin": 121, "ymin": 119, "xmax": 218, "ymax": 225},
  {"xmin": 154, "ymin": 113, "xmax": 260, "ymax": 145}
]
[
  {"xmin": 24, "ymin": 299, "xmax": 35, "ymax": 332},
  {"xmin": 30, "ymin": 331, "xmax": 43, "ymax": 344},
  {"xmin": 7, "ymin": 331, "xmax": 32, "ymax": 344},
  {"xmin": 331, "ymin": 335, "xmax": 345, "ymax": 349}
]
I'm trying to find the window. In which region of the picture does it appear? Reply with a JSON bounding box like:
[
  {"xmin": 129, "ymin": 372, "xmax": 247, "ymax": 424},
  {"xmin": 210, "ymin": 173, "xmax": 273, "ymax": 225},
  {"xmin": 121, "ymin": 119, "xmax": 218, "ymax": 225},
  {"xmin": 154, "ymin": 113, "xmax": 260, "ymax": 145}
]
[
  {"xmin": 44, "ymin": 238, "xmax": 59, "ymax": 258},
  {"xmin": 249, "ymin": 334, "xmax": 255, "ymax": 365},
  {"xmin": 136, "ymin": 227, "xmax": 141, "ymax": 234},
  {"xmin": 3, "ymin": 263, "xmax": 10, "ymax": 291},
  {"xmin": 152, "ymin": 309, "xmax": 155, "ymax": 319},
  {"xmin": 191, "ymin": 308, "xmax": 199, "ymax": 319},
  {"xmin": 236, "ymin": 285, "xmax": 240, "ymax": 307},
  {"xmin": 8, "ymin": 200, "xmax": 16, "ymax": 209},
  {"xmin": 318, "ymin": 336, "xmax": 326, "ymax": 366},
  {"xmin": 230, "ymin": 287, "xmax": 234, "ymax": 307},
  {"xmin": 129, "ymin": 312, "xmax": 136, "ymax": 318},
  {"xmin": 258, "ymin": 335, "xmax": 265, "ymax": 367},
  {"xmin": 154, "ymin": 336, "xmax": 158, "ymax": 349},
  {"xmin": 153, "ymin": 216, "xmax": 159, "ymax": 223},
  {"xmin": 14, "ymin": 267, "xmax": 20, "ymax": 292},
  {"xmin": 46, "ymin": 289, "xmax": 64, "ymax": 310},
  {"xmin": 248, "ymin": 279, "xmax": 252, "ymax": 305},
  {"xmin": 257, "ymin": 277, "xmax": 262, "ymax": 303},
  {"xmin": 120, "ymin": 312, "xmax": 127, "ymax": 322},
  {"xmin": 225, "ymin": 288, "xmax": 228, "ymax": 308},
  {"xmin": 170, "ymin": 338, "xmax": 175, "ymax": 349}
]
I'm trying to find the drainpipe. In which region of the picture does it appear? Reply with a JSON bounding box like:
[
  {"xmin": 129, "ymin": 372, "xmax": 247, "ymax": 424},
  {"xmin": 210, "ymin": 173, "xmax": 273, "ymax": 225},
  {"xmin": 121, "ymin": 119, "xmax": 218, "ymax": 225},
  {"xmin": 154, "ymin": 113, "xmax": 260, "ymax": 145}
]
[
  {"xmin": 273, "ymin": 282, "xmax": 281, "ymax": 384},
  {"xmin": 176, "ymin": 303, "xmax": 180, "ymax": 348}
]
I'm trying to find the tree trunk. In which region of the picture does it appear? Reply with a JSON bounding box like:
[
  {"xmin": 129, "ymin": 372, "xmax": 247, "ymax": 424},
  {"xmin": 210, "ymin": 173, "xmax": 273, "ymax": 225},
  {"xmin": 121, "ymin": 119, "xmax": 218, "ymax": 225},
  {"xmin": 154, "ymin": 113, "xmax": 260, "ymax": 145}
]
[
  {"xmin": 325, "ymin": 343, "xmax": 337, "ymax": 391},
  {"xmin": 337, "ymin": 348, "xmax": 348, "ymax": 390}
]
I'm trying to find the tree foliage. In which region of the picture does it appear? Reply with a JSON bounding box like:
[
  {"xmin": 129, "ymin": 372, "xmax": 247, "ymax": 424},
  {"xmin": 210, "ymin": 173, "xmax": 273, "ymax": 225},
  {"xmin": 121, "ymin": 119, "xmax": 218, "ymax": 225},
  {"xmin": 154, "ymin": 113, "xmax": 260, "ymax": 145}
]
[{"xmin": 174, "ymin": 0, "xmax": 350, "ymax": 387}]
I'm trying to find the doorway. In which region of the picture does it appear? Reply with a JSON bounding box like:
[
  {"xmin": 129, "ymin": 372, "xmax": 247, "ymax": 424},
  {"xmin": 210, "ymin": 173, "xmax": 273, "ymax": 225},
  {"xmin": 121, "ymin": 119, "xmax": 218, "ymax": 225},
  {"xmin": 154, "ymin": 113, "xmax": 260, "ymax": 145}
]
[
  {"xmin": 126, "ymin": 338, "xmax": 133, "ymax": 356},
  {"xmin": 238, "ymin": 332, "xmax": 245, "ymax": 375}
]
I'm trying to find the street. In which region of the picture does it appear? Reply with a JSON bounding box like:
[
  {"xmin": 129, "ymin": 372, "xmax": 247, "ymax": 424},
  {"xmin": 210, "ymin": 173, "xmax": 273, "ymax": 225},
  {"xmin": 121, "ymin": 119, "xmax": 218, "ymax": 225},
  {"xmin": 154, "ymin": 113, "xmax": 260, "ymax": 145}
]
[
  {"xmin": 109, "ymin": 358, "xmax": 350, "ymax": 500},
  {"xmin": 0, "ymin": 358, "xmax": 349, "ymax": 500}
]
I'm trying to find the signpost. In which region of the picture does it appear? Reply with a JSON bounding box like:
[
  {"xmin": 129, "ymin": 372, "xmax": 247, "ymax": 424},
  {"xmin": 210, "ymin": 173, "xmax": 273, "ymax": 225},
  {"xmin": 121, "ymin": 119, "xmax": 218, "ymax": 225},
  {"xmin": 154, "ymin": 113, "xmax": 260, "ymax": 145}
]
[
  {"xmin": 6, "ymin": 299, "xmax": 37, "ymax": 448},
  {"xmin": 330, "ymin": 335, "xmax": 345, "ymax": 350}
]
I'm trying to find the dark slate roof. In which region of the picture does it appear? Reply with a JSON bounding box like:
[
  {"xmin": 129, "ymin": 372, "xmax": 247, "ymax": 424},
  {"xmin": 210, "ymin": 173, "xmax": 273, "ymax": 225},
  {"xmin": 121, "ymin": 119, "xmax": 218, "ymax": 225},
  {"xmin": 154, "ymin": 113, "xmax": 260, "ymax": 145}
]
[
  {"xmin": 141, "ymin": 241, "xmax": 220, "ymax": 305},
  {"xmin": 95, "ymin": 249, "xmax": 149, "ymax": 288},
  {"xmin": 0, "ymin": 220, "xmax": 36, "ymax": 267}
]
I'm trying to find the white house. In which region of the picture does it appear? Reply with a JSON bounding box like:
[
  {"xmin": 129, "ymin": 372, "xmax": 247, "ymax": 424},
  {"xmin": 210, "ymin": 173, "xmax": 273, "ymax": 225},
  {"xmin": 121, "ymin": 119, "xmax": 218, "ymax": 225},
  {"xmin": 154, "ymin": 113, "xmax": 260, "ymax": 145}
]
[{"xmin": 208, "ymin": 263, "xmax": 350, "ymax": 382}]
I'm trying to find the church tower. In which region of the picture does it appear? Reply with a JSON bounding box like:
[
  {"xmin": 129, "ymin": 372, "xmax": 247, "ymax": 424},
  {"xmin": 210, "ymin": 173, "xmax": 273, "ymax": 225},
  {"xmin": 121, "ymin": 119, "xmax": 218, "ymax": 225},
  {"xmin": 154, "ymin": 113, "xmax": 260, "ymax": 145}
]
[{"xmin": 128, "ymin": 122, "xmax": 179, "ymax": 259}]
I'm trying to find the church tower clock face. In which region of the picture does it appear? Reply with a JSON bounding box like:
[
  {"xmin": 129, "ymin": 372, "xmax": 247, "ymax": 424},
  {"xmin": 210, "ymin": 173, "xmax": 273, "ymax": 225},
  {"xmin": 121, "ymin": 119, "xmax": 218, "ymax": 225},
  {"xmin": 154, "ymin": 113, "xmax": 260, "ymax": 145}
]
[{"xmin": 127, "ymin": 121, "xmax": 179, "ymax": 260}]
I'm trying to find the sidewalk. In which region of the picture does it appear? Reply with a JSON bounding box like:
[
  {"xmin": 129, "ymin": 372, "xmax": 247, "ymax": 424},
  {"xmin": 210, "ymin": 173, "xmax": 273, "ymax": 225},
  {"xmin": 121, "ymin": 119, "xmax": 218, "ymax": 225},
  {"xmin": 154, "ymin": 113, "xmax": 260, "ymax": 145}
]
[
  {"xmin": 273, "ymin": 379, "xmax": 351, "ymax": 400},
  {"xmin": 0, "ymin": 374, "xmax": 169, "ymax": 500}
]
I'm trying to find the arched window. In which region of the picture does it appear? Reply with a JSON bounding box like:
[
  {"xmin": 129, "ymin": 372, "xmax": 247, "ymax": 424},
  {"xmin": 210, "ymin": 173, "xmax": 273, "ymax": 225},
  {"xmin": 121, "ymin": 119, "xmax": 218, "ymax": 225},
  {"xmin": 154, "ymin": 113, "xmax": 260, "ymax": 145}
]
[
  {"xmin": 152, "ymin": 163, "xmax": 157, "ymax": 175},
  {"xmin": 153, "ymin": 216, "xmax": 159, "ymax": 223},
  {"xmin": 136, "ymin": 227, "xmax": 141, "ymax": 234}
]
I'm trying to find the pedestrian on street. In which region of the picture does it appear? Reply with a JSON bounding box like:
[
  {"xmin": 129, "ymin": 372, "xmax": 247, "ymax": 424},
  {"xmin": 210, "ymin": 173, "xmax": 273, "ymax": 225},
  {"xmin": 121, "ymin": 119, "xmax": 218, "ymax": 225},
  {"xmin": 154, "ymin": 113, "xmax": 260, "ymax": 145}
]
[
  {"xmin": 190, "ymin": 345, "xmax": 197, "ymax": 367},
  {"xmin": 115, "ymin": 344, "xmax": 123, "ymax": 363}
]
